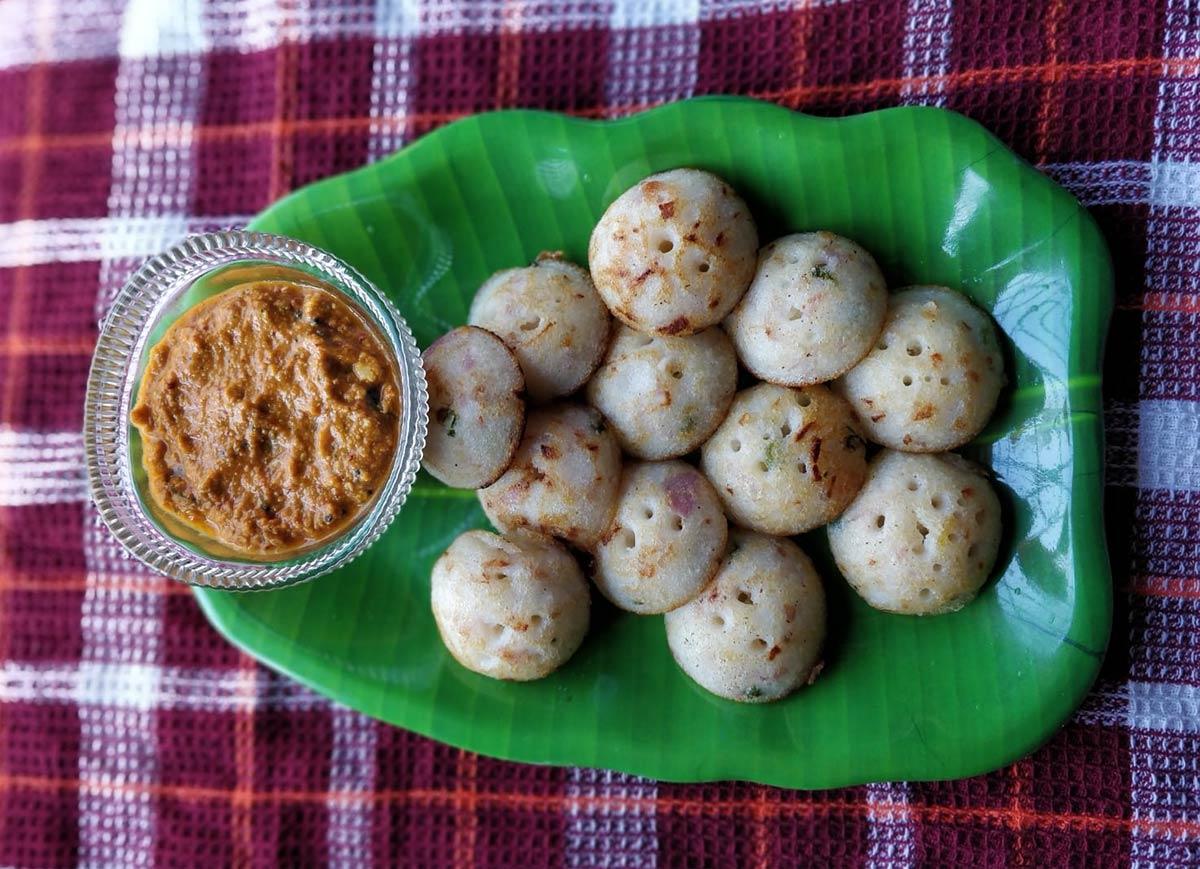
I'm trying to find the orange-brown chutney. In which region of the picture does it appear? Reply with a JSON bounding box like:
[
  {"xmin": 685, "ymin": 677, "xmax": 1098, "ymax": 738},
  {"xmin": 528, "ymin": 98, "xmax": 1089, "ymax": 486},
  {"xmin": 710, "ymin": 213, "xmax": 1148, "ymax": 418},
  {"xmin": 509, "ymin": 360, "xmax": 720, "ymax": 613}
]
[{"xmin": 130, "ymin": 280, "xmax": 400, "ymax": 556}]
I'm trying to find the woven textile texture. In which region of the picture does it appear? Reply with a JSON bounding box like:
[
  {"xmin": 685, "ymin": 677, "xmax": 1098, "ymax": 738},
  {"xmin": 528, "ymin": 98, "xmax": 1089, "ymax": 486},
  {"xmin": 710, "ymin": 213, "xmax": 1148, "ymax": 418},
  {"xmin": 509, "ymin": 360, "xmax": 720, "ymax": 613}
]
[{"xmin": 0, "ymin": 0, "xmax": 1198, "ymax": 866}]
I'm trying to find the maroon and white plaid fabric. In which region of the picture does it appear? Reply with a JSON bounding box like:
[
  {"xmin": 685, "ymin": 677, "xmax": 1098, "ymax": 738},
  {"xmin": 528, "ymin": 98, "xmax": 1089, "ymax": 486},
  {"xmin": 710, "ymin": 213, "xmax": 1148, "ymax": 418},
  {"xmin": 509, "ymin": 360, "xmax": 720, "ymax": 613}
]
[{"xmin": 1, "ymin": 1, "xmax": 1197, "ymax": 866}]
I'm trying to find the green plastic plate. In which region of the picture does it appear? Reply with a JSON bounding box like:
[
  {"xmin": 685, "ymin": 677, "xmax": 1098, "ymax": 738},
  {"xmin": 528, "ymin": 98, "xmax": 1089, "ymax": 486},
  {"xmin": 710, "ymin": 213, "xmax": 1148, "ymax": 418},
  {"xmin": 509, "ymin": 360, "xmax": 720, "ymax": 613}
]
[{"xmin": 195, "ymin": 97, "xmax": 1112, "ymax": 789}]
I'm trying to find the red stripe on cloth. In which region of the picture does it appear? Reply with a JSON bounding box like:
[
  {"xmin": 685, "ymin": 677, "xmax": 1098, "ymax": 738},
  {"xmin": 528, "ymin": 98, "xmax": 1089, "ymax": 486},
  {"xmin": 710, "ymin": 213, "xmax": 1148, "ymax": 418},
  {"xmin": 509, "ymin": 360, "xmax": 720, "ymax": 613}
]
[{"xmin": 5, "ymin": 770, "xmax": 1200, "ymax": 840}]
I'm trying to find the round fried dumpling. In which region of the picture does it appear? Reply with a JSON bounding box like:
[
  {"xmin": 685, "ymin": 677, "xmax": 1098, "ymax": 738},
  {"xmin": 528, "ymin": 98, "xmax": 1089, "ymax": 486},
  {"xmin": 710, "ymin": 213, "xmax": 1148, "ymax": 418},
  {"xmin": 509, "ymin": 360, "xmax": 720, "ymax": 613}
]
[
  {"xmin": 724, "ymin": 232, "xmax": 887, "ymax": 386},
  {"xmin": 700, "ymin": 383, "xmax": 867, "ymax": 535},
  {"xmin": 585, "ymin": 325, "xmax": 737, "ymax": 460},
  {"xmin": 468, "ymin": 252, "xmax": 611, "ymax": 402},
  {"xmin": 478, "ymin": 404, "xmax": 621, "ymax": 549},
  {"xmin": 836, "ymin": 286, "xmax": 1005, "ymax": 451},
  {"xmin": 588, "ymin": 169, "xmax": 757, "ymax": 336},
  {"xmin": 665, "ymin": 530, "xmax": 826, "ymax": 703},
  {"xmin": 592, "ymin": 461, "xmax": 727, "ymax": 614},
  {"xmin": 431, "ymin": 530, "xmax": 589, "ymax": 680},
  {"xmin": 422, "ymin": 326, "xmax": 525, "ymax": 488},
  {"xmin": 827, "ymin": 450, "xmax": 1003, "ymax": 615}
]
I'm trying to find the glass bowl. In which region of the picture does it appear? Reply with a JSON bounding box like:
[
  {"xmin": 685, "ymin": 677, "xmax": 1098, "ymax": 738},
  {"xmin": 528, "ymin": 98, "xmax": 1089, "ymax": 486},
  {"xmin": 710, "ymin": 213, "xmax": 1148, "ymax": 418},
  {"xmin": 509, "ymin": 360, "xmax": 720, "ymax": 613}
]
[{"xmin": 84, "ymin": 230, "xmax": 428, "ymax": 590}]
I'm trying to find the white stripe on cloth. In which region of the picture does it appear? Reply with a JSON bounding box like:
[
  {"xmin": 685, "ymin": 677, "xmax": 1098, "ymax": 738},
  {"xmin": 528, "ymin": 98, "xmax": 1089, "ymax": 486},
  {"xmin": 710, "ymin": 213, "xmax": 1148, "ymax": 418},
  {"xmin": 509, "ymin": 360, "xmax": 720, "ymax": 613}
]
[
  {"xmin": 611, "ymin": 0, "xmax": 698, "ymax": 29},
  {"xmin": 1128, "ymin": 682, "xmax": 1200, "ymax": 734},
  {"xmin": 564, "ymin": 768, "xmax": 658, "ymax": 869},
  {"xmin": 1040, "ymin": 160, "xmax": 1153, "ymax": 207},
  {"xmin": 1131, "ymin": 6, "xmax": 1200, "ymax": 865},
  {"xmin": 327, "ymin": 707, "xmax": 379, "ymax": 869},
  {"xmin": 900, "ymin": 0, "xmax": 953, "ymax": 107},
  {"xmin": 0, "ymin": 215, "xmax": 253, "ymax": 269},
  {"xmin": 0, "ymin": 429, "xmax": 86, "ymax": 507},
  {"xmin": 864, "ymin": 782, "xmax": 916, "ymax": 869},
  {"xmin": 369, "ymin": 0, "xmax": 422, "ymax": 161},
  {"xmin": 0, "ymin": 660, "xmax": 325, "ymax": 711},
  {"xmin": 1149, "ymin": 159, "xmax": 1200, "ymax": 210},
  {"xmin": 606, "ymin": 0, "xmax": 700, "ymax": 110},
  {"xmin": 79, "ymin": 0, "xmax": 211, "ymax": 864},
  {"xmin": 1, "ymin": 159, "xmax": 1194, "ymax": 270},
  {"xmin": 79, "ymin": 513, "xmax": 163, "ymax": 869},
  {"xmin": 1138, "ymin": 399, "xmax": 1200, "ymax": 493},
  {"xmin": 0, "ymin": 0, "xmax": 863, "ymax": 71},
  {"xmin": 13, "ymin": 660, "xmax": 1194, "ymax": 735}
]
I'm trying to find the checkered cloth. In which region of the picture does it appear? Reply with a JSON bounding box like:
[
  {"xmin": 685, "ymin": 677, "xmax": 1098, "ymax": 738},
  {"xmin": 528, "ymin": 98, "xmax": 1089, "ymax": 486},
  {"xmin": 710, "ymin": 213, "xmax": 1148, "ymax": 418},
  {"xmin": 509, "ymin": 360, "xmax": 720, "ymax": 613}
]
[{"xmin": 0, "ymin": 0, "xmax": 1197, "ymax": 866}]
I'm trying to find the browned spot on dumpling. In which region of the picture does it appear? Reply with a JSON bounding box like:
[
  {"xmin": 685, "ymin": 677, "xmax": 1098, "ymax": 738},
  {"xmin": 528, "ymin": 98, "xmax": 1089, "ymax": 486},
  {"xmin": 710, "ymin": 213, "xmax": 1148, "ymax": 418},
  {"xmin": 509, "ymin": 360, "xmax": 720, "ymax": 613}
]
[
  {"xmin": 661, "ymin": 315, "xmax": 690, "ymax": 335},
  {"xmin": 912, "ymin": 403, "xmax": 935, "ymax": 421},
  {"xmin": 658, "ymin": 200, "xmax": 676, "ymax": 219}
]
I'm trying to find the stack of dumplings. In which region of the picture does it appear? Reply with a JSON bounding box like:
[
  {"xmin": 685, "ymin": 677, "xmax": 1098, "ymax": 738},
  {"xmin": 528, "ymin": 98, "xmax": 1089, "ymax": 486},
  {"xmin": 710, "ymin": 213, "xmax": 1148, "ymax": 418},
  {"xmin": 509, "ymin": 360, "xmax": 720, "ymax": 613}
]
[{"xmin": 422, "ymin": 167, "xmax": 1007, "ymax": 703}]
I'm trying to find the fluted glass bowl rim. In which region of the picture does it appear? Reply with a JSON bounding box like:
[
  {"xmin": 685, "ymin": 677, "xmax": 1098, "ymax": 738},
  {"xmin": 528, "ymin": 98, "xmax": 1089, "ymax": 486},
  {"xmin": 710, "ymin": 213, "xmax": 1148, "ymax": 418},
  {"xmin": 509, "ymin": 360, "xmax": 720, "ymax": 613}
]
[{"xmin": 83, "ymin": 229, "xmax": 428, "ymax": 590}]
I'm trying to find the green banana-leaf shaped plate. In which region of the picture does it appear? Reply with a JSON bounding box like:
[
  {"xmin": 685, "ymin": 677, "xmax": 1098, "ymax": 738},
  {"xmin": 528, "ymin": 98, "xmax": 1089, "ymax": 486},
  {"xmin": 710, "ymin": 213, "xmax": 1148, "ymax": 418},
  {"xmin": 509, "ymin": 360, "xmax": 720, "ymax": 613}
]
[{"xmin": 195, "ymin": 96, "xmax": 1113, "ymax": 789}]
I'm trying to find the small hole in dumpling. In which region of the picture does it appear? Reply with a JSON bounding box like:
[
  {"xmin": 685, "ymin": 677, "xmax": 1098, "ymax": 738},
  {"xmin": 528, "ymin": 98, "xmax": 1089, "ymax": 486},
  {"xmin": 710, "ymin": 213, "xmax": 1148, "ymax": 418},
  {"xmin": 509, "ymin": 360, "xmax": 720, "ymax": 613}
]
[
  {"xmin": 642, "ymin": 506, "xmax": 654, "ymax": 520},
  {"xmin": 751, "ymin": 638, "xmax": 768, "ymax": 651},
  {"xmin": 797, "ymin": 393, "xmax": 812, "ymax": 407},
  {"xmin": 902, "ymin": 375, "xmax": 913, "ymax": 387},
  {"xmin": 658, "ymin": 239, "xmax": 674, "ymax": 253},
  {"xmin": 940, "ymin": 376, "xmax": 950, "ymax": 386},
  {"xmin": 711, "ymin": 615, "xmax": 725, "ymax": 628},
  {"xmin": 698, "ymin": 261, "xmax": 710, "ymax": 273},
  {"xmin": 947, "ymin": 531, "xmax": 959, "ymax": 543},
  {"xmin": 519, "ymin": 318, "xmax": 541, "ymax": 332},
  {"xmin": 780, "ymin": 422, "xmax": 792, "ymax": 437},
  {"xmin": 967, "ymin": 542, "xmax": 979, "ymax": 558},
  {"xmin": 919, "ymin": 587, "xmax": 933, "ymax": 601},
  {"xmin": 737, "ymin": 590, "xmax": 754, "ymax": 605},
  {"xmin": 907, "ymin": 342, "xmax": 922, "ymax": 356},
  {"xmin": 670, "ymin": 368, "xmax": 683, "ymax": 380},
  {"xmin": 529, "ymin": 614, "xmax": 543, "ymax": 627},
  {"xmin": 931, "ymin": 495, "xmax": 944, "ymax": 510},
  {"xmin": 877, "ymin": 339, "xmax": 889, "ymax": 351},
  {"xmin": 923, "ymin": 375, "xmax": 932, "ymax": 383},
  {"xmin": 798, "ymin": 462, "xmax": 807, "ymax": 475},
  {"xmin": 622, "ymin": 528, "xmax": 636, "ymax": 549},
  {"xmin": 731, "ymin": 439, "xmax": 742, "ymax": 452},
  {"xmin": 874, "ymin": 515, "xmax": 886, "ymax": 529},
  {"xmin": 671, "ymin": 515, "xmax": 684, "ymax": 532},
  {"xmin": 917, "ymin": 524, "xmax": 930, "ymax": 539},
  {"xmin": 757, "ymin": 461, "xmax": 769, "ymax": 473},
  {"xmin": 932, "ymin": 562, "xmax": 943, "ymax": 573},
  {"xmin": 906, "ymin": 480, "xmax": 919, "ymax": 492}
]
